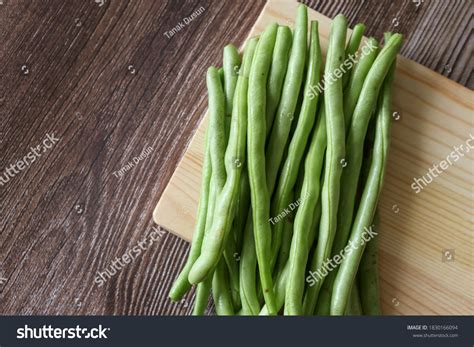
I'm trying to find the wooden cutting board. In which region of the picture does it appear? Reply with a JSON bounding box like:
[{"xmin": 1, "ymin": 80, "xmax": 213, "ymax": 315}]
[{"xmin": 153, "ymin": 0, "xmax": 473, "ymax": 315}]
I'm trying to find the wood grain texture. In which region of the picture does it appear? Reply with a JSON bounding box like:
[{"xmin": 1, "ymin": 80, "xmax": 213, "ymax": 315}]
[{"xmin": 0, "ymin": 0, "xmax": 471, "ymax": 315}]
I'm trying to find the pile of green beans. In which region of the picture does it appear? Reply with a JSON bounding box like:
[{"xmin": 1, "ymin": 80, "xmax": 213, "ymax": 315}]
[{"xmin": 168, "ymin": 4, "xmax": 402, "ymax": 316}]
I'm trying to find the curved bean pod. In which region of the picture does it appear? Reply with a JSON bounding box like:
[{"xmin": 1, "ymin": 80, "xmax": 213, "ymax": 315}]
[
  {"xmin": 169, "ymin": 129, "xmax": 212, "ymax": 301},
  {"xmin": 343, "ymin": 38, "xmax": 379, "ymax": 130},
  {"xmin": 222, "ymin": 46, "xmax": 245, "ymax": 310},
  {"xmin": 193, "ymin": 168, "xmax": 219, "ymax": 315},
  {"xmin": 341, "ymin": 23, "xmax": 366, "ymax": 88},
  {"xmin": 227, "ymin": 37, "xmax": 258, "ymax": 256},
  {"xmin": 330, "ymin": 33, "xmax": 402, "ymax": 293},
  {"xmin": 223, "ymin": 235, "xmax": 241, "ymax": 310},
  {"xmin": 259, "ymin": 260, "xmax": 288, "ymax": 315},
  {"xmin": 311, "ymin": 14, "xmax": 348, "ymax": 309},
  {"xmin": 188, "ymin": 63, "xmax": 244, "ymax": 284},
  {"xmin": 230, "ymin": 37, "xmax": 258, "ymax": 255},
  {"xmin": 213, "ymin": 258, "xmax": 234, "ymax": 315},
  {"xmin": 301, "ymin": 200, "xmax": 323, "ymax": 315},
  {"xmin": 270, "ymin": 21, "xmax": 322, "ymax": 272},
  {"xmin": 261, "ymin": 196, "xmax": 321, "ymax": 315},
  {"xmin": 192, "ymin": 275, "xmax": 212, "ymax": 315},
  {"xmin": 316, "ymin": 33, "xmax": 401, "ymax": 316},
  {"xmin": 238, "ymin": 37, "xmax": 279, "ymax": 316},
  {"xmin": 281, "ymin": 22, "xmax": 325, "ymax": 315},
  {"xmin": 205, "ymin": 65, "xmax": 251, "ymax": 313},
  {"xmin": 356, "ymin": 33, "xmax": 391, "ymax": 316},
  {"xmin": 223, "ymin": 44, "xmax": 241, "ymax": 114},
  {"xmin": 247, "ymin": 22, "xmax": 279, "ymax": 315},
  {"xmin": 176, "ymin": 65, "xmax": 226, "ymax": 307},
  {"xmin": 359, "ymin": 210, "xmax": 382, "ymax": 315},
  {"xmin": 346, "ymin": 280, "xmax": 363, "ymax": 315},
  {"xmin": 314, "ymin": 39, "xmax": 381, "ymax": 316},
  {"xmin": 331, "ymin": 58, "xmax": 397, "ymax": 315},
  {"xmin": 239, "ymin": 215, "xmax": 261, "ymax": 315},
  {"xmin": 265, "ymin": 26, "xmax": 293, "ymax": 138},
  {"xmin": 273, "ymin": 190, "xmax": 295, "ymax": 277},
  {"xmin": 223, "ymin": 44, "xmax": 241, "ymax": 137},
  {"xmin": 223, "ymin": 215, "xmax": 243, "ymax": 310},
  {"xmin": 191, "ymin": 67, "xmax": 227, "ymax": 313},
  {"xmin": 231, "ymin": 168, "xmax": 250, "ymax": 251},
  {"xmin": 265, "ymin": 4, "xmax": 308, "ymax": 194}
]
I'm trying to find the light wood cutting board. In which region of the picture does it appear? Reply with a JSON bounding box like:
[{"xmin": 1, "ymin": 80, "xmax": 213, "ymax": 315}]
[{"xmin": 153, "ymin": 0, "xmax": 474, "ymax": 315}]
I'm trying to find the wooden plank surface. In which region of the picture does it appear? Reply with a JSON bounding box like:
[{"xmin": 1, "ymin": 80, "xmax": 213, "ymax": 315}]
[{"xmin": 0, "ymin": 0, "xmax": 472, "ymax": 315}]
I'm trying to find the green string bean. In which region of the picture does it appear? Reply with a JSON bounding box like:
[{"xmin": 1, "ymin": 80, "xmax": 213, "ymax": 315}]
[
  {"xmin": 247, "ymin": 22, "xmax": 279, "ymax": 315},
  {"xmin": 265, "ymin": 5, "xmax": 308, "ymax": 194},
  {"xmin": 331, "ymin": 57, "xmax": 397, "ymax": 315},
  {"xmin": 270, "ymin": 21, "xmax": 322, "ymax": 275}
]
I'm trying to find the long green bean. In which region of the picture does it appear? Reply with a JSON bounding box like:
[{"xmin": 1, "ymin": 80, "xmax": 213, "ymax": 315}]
[
  {"xmin": 238, "ymin": 36, "xmax": 283, "ymax": 315},
  {"xmin": 173, "ymin": 65, "xmax": 226, "ymax": 305},
  {"xmin": 209, "ymin": 52, "xmax": 253, "ymax": 311},
  {"xmin": 247, "ymin": 22, "xmax": 279, "ymax": 315},
  {"xmin": 346, "ymin": 280, "xmax": 363, "ymax": 315},
  {"xmin": 193, "ymin": 276, "xmax": 212, "ymax": 315},
  {"xmin": 262, "ymin": 196, "xmax": 321, "ymax": 315},
  {"xmin": 311, "ymin": 14, "xmax": 347, "ymax": 310},
  {"xmin": 273, "ymin": 190, "xmax": 295, "ymax": 277},
  {"xmin": 213, "ymin": 258, "xmax": 234, "ymax": 315},
  {"xmin": 223, "ymin": 45, "xmax": 241, "ymax": 136},
  {"xmin": 169, "ymin": 129, "xmax": 212, "ymax": 301},
  {"xmin": 221, "ymin": 46, "xmax": 243, "ymax": 310},
  {"xmin": 314, "ymin": 33, "xmax": 401, "ymax": 316},
  {"xmin": 239, "ymin": 215, "xmax": 260, "ymax": 315},
  {"xmin": 327, "ymin": 35, "xmax": 402, "ymax": 311},
  {"xmin": 265, "ymin": 26, "xmax": 293, "ymax": 138},
  {"xmin": 314, "ymin": 38, "xmax": 381, "ymax": 316},
  {"xmin": 281, "ymin": 21, "xmax": 324, "ymax": 315},
  {"xmin": 355, "ymin": 33, "xmax": 393, "ymax": 317},
  {"xmin": 359, "ymin": 210, "xmax": 382, "ymax": 315},
  {"xmin": 300, "ymin": 25, "xmax": 368, "ymax": 314},
  {"xmin": 231, "ymin": 168, "xmax": 250, "ymax": 251},
  {"xmin": 343, "ymin": 37, "xmax": 379, "ymax": 130},
  {"xmin": 265, "ymin": 5, "xmax": 308, "ymax": 194},
  {"xmin": 187, "ymin": 67, "xmax": 228, "ymax": 284},
  {"xmin": 337, "ymin": 35, "xmax": 401, "ymax": 254},
  {"xmin": 301, "ymin": 159, "xmax": 326, "ymax": 315},
  {"xmin": 341, "ymin": 23, "xmax": 366, "ymax": 88},
  {"xmin": 259, "ymin": 260, "xmax": 288, "ymax": 315},
  {"xmin": 192, "ymin": 33, "xmax": 258, "ymax": 290},
  {"xmin": 233, "ymin": 38, "xmax": 263, "ymax": 316},
  {"xmin": 270, "ymin": 21, "xmax": 322, "ymax": 274},
  {"xmin": 229, "ymin": 37, "xmax": 258, "ymax": 255},
  {"xmin": 331, "ymin": 57, "xmax": 397, "ymax": 315},
  {"xmin": 193, "ymin": 163, "xmax": 219, "ymax": 315},
  {"xmin": 230, "ymin": 36, "xmax": 258, "ymax": 256},
  {"xmin": 223, "ymin": 235, "xmax": 241, "ymax": 310},
  {"xmin": 189, "ymin": 66, "xmax": 228, "ymax": 313}
]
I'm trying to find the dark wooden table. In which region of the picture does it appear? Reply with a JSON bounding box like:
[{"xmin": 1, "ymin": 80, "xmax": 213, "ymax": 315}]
[{"xmin": 0, "ymin": 0, "xmax": 471, "ymax": 315}]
